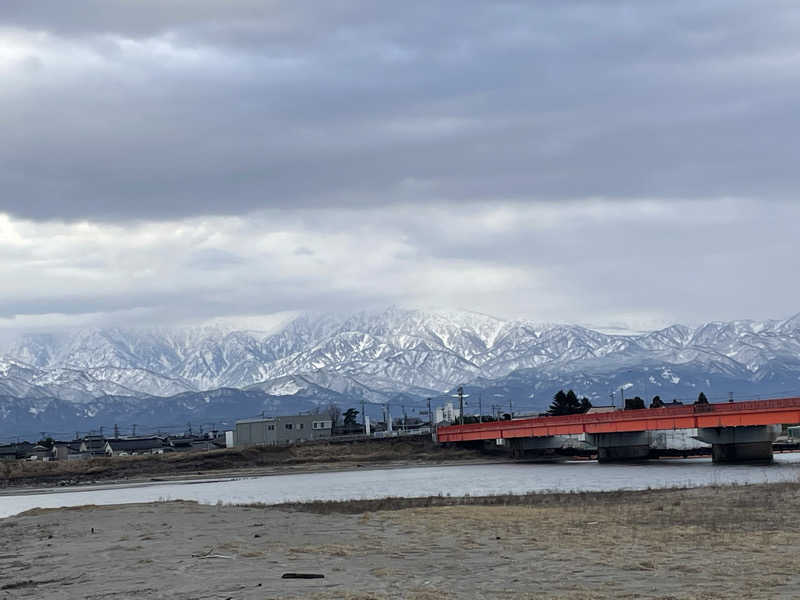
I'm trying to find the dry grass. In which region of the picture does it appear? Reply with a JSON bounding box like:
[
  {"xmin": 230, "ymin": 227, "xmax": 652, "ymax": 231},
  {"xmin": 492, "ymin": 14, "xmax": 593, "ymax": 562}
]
[
  {"xmin": 6, "ymin": 483, "xmax": 800, "ymax": 599},
  {"xmin": 0, "ymin": 437, "xmax": 483, "ymax": 488}
]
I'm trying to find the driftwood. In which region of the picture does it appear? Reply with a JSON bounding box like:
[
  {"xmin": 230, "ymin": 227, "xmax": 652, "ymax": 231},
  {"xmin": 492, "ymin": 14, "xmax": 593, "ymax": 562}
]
[
  {"xmin": 191, "ymin": 546, "xmax": 234, "ymax": 559},
  {"xmin": 281, "ymin": 573, "xmax": 325, "ymax": 579}
]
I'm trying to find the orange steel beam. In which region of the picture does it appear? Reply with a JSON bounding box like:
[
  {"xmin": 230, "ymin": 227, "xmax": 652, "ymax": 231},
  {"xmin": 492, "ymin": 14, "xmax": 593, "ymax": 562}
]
[{"xmin": 435, "ymin": 397, "xmax": 800, "ymax": 443}]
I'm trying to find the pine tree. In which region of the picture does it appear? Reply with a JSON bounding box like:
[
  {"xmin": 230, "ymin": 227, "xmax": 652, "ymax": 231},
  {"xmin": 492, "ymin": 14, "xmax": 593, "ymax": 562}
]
[
  {"xmin": 695, "ymin": 392, "xmax": 709, "ymax": 405},
  {"xmin": 343, "ymin": 408, "xmax": 359, "ymax": 426},
  {"xmin": 548, "ymin": 390, "xmax": 586, "ymax": 416}
]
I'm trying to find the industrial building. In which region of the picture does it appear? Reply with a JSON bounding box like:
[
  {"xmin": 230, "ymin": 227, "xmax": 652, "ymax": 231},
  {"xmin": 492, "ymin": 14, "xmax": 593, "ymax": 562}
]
[{"xmin": 234, "ymin": 414, "xmax": 333, "ymax": 447}]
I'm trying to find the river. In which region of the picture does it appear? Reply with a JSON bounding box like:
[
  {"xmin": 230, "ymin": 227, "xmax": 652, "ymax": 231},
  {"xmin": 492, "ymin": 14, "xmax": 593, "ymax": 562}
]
[{"xmin": 2, "ymin": 454, "xmax": 800, "ymax": 518}]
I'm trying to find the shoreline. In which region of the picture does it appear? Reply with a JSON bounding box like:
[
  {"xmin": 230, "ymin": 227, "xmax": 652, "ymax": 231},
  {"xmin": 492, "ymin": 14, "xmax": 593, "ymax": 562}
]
[
  {"xmin": 4, "ymin": 481, "xmax": 800, "ymax": 599},
  {"xmin": 0, "ymin": 457, "xmax": 510, "ymax": 498}
]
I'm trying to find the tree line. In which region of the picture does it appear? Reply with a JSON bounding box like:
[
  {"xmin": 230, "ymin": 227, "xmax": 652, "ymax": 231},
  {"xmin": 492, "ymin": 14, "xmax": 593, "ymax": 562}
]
[{"xmin": 545, "ymin": 390, "xmax": 711, "ymax": 416}]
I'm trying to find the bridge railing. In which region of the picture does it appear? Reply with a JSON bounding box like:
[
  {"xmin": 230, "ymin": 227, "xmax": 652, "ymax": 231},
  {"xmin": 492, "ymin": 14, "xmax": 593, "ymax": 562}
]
[{"xmin": 436, "ymin": 396, "xmax": 800, "ymax": 437}]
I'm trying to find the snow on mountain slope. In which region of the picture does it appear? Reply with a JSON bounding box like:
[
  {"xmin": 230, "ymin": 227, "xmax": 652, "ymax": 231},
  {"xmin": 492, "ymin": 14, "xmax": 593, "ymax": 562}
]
[{"xmin": 3, "ymin": 308, "xmax": 800, "ymax": 410}]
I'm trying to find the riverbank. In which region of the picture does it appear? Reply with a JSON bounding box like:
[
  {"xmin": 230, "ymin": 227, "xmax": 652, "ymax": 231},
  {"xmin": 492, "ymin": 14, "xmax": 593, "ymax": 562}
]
[
  {"xmin": 0, "ymin": 437, "xmax": 487, "ymax": 490},
  {"xmin": 3, "ymin": 482, "xmax": 799, "ymax": 599}
]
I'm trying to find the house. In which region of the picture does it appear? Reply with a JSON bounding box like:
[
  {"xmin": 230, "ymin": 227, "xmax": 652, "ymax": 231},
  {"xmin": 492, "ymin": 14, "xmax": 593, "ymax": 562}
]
[
  {"xmin": 79, "ymin": 435, "xmax": 107, "ymax": 457},
  {"xmin": 234, "ymin": 414, "xmax": 333, "ymax": 447},
  {"xmin": 29, "ymin": 445, "xmax": 52, "ymax": 461},
  {"xmin": 0, "ymin": 442, "xmax": 34, "ymax": 460},
  {"xmin": 104, "ymin": 437, "xmax": 164, "ymax": 456},
  {"xmin": 0, "ymin": 445, "xmax": 19, "ymax": 461},
  {"xmin": 166, "ymin": 436, "xmax": 193, "ymax": 451},
  {"xmin": 51, "ymin": 441, "xmax": 85, "ymax": 461}
]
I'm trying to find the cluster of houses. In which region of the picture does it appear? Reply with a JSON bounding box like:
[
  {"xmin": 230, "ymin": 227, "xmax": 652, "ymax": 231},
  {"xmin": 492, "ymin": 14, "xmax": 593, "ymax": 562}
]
[
  {"xmin": 0, "ymin": 409, "xmax": 438, "ymax": 461},
  {"xmin": 0, "ymin": 432, "xmax": 226, "ymax": 462}
]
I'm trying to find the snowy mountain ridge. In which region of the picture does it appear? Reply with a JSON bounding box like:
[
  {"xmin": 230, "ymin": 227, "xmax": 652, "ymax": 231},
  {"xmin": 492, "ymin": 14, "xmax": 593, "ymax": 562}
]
[{"xmin": 2, "ymin": 307, "xmax": 800, "ymax": 405}]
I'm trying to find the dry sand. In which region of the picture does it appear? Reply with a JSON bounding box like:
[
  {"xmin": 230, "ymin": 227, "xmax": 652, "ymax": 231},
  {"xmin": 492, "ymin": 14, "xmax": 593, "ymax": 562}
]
[{"xmin": 2, "ymin": 483, "xmax": 800, "ymax": 599}]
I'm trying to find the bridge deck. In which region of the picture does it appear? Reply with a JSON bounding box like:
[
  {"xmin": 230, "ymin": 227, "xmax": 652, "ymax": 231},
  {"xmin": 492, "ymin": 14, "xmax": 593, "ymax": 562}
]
[{"xmin": 435, "ymin": 397, "xmax": 800, "ymax": 443}]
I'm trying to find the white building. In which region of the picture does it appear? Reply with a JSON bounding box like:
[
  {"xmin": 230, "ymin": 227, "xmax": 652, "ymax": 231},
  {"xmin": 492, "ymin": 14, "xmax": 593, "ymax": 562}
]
[{"xmin": 434, "ymin": 402, "xmax": 461, "ymax": 424}]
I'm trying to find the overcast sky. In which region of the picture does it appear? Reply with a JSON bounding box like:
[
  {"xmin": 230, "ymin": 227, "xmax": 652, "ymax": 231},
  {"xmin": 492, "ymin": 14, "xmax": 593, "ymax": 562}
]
[{"xmin": 1, "ymin": 1, "xmax": 800, "ymax": 333}]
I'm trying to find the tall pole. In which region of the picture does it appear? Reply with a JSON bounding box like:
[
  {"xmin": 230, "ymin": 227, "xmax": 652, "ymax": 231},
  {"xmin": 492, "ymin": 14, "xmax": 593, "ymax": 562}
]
[
  {"xmin": 427, "ymin": 398, "xmax": 432, "ymax": 427},
  {"xmin": 361, "ymin": 399, "xmax": 366, "ymax": 430},
  {"xmin": 478, "ymin": 393, "xmax": 483, "ymax": 423},
  {"xmin": 508, "ymin": 397, "xmax": 513, "ymax": 418},
  {"xmin": 458, "ymin": 386, "xmax": 464, "ymax": 426}
]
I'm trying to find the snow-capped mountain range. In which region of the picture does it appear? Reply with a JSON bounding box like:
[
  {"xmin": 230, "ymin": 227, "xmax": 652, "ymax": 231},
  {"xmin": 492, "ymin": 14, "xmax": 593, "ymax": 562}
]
[{"xmin": 3, "ymin": 307, "xmax": 800, "ymax": 437}]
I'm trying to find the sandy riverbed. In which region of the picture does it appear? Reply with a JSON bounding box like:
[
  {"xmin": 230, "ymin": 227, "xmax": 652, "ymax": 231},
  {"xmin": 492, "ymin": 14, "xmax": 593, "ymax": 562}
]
[{"xmin": 2, "ymin": 483, "xmax": 800, "ymax": 599}]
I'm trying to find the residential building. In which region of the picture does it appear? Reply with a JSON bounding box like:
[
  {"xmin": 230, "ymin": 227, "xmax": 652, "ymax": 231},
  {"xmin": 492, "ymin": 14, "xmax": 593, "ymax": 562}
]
[
  {"xmin": 0, "ymin": 445, "xmax": 19, "ymax": 461},
  {"xmin": 104, "ymin": 437, "xmax": 165, "ymax": 456},
  {"xmin": 30, "ymin": 445, "xmax": 52, "ymax": 461},
  {"xmin": 51, "ymin": 441, "xmax": 85, "ymax": 461},
  {"xmin": 79, "ymin": 435, "xmax": 107, "ymax": 457}
]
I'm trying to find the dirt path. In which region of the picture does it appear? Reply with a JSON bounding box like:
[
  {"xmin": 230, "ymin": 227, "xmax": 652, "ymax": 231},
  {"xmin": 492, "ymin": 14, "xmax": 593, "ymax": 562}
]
[{"xmin": 2, "ymin": 483, "xmax": 800, "ymax": 599}]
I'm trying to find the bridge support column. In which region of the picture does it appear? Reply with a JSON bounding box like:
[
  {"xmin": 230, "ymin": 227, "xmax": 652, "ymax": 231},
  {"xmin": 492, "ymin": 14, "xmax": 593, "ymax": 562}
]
[
  {"xmin": 585, "ymin": 432, "xmax": 650, "ymax": 462},
  {"xmin": 507, "ymin": 435, "xmax": 590, "ymax": 459},
  {"xmin": 695, "ymin": 425, "xmax": 779, "ymax": 463}
]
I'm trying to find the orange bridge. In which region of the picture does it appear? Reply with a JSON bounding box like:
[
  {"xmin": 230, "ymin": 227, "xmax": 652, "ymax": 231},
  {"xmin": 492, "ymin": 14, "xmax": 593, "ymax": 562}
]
[{"xmin": 436, "ymin": 397, "xmax": 800, "ymax": 462}]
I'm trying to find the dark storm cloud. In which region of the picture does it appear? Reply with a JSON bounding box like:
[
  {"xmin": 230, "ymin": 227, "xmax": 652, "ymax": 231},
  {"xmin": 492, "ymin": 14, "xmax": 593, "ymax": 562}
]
[{"xmin": 3, "ymin": 1, "xmax": 800, "ymax": 220}]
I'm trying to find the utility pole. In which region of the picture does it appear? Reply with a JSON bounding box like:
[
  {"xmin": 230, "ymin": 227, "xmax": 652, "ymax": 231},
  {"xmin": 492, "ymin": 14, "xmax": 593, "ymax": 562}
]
[
  {"xmin": 508, "ymin": 397, "xmax": 513, "ymax": 418},
  {"xmin": 113, "ymin": 424, "xmax": 119, "ymax": 439},
  {"xmin": 361, "ymin": 399, "xmax": 366, "ymax": 430},
  {"xmin": 609, "ymin": 393, "xmax": 614, "ymax": 409},
  {"xmin": 619, "ymin": 388, "xmax": 624, "ymax": 409},
  {"xmin": 458, "ymin": 386, "xmax": 464, "ymax": 426},
  {"xmin": 478, "ymin": 393, "xmax": 483, "ymax": 423},
  {"xmin": 427, "ymin": 398, "xmax": 432, "ymax": 427},
  {"xmin": 132, "ymin": 424, "xmax": 137, "ymax": 437}
]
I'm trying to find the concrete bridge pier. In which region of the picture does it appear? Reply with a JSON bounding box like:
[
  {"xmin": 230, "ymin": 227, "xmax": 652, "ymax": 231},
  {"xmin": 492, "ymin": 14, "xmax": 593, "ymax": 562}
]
[
  {"xmin": 695, "ymin": 425, "xmax": 780, "ymax": 463},
  {"xmin": 506, "ymin": 435, "xmax": 590, "ymax": 459},
  {"xmin": 585, "ymin": 432, "xmax": 650, "ymax": 462}
]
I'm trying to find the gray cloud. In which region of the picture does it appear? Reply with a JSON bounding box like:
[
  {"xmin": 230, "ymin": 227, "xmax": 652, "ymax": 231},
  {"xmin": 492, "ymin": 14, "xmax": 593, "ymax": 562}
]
[
  {"xmin": 1, "ymin": 3, "xmax": 799, "ymax": 331},
  {"xmin": 2, "ymin": 2, "xmax": 800, "ymax": 220}
]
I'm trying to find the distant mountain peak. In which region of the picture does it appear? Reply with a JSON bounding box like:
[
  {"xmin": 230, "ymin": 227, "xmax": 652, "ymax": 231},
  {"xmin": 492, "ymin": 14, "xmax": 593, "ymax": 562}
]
[{"xmin": 1, "ymin": 307, "xmax": 800, "ymax": 412}]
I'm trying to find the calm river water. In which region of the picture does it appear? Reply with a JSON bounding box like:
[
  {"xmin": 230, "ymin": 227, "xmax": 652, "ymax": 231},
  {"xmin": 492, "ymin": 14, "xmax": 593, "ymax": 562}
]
[{"xmin": 3, "ymin": 454, "xmax": 800, "ymax": 519}]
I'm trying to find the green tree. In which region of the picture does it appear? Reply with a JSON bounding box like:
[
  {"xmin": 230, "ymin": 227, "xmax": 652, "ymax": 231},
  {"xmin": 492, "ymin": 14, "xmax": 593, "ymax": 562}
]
[
  {"xmin": 343, "ymin": 408, "xmax": 359, "ymax": 426},
  {"xmin": 547, "ymin": 390, "xmax": 589, "ymax": 416},
  {"xmin": 695, "ymin": 392, "xmax": 709, "ymax": 405},
  {"xmin": 625, "ymin": 396, "xmax": 645, "ymax": 410},
  {"xmin": 650, "ymin": 395, "xmax": 664, "ymax": 408}
]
